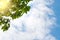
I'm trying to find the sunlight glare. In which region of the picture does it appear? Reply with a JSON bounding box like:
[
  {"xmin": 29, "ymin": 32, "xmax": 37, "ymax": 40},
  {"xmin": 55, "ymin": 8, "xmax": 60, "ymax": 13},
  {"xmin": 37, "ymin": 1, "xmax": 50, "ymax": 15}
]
[{"xmin": 0, "ymin": 0, "xmax": 11, "ymax": 11}]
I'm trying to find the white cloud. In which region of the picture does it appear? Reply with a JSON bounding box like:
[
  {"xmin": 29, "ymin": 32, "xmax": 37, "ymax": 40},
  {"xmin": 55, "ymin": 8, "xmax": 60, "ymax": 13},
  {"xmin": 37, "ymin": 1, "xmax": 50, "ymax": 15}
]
[{"xmin": 0, "ymin": 0, "xmax": 56, "ymax": 40}]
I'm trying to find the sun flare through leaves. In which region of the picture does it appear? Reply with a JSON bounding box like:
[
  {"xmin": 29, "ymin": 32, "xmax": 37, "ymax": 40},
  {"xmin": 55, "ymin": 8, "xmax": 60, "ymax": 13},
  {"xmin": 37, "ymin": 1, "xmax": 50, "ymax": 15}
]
[
  {"xmin": 0, "ymin": 0, "xmax": 31, "ymax": 31},
  {"xmin": 0, "ymin": 0, "xmax": 11, "ymax": 12}
]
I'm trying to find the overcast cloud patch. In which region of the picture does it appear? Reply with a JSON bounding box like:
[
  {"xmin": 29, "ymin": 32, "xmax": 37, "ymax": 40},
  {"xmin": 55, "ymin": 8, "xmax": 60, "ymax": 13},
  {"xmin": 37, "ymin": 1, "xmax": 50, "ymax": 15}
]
[{"xmin": 0, "ymin": 0, "xmax": 56, "ymax": 40}]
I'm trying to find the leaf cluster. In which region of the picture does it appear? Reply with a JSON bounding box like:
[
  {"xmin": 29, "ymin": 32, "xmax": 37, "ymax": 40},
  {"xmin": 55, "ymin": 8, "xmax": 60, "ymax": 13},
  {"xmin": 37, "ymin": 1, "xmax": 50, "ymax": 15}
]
[{"xmin": 0, "ymin": 0, "xmax": 31, "ymax": 31}]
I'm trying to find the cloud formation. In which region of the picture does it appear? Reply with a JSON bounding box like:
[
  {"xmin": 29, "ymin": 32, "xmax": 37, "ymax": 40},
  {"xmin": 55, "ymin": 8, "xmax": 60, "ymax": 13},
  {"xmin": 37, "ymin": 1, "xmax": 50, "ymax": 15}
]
[{"xmin": 0, "ymin": 0, "xmax": 56, "ymax": 40}]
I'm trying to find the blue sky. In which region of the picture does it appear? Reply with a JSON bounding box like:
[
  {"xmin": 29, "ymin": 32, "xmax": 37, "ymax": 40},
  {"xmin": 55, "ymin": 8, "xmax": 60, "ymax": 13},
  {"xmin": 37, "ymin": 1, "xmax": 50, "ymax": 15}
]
[
  {"xmin": 0, "ymin": 0, "xmax": 60, "ymax": 40},
  {"xmin": 51, "ymin": 0, "xmax": 60, "ymax": 40}
]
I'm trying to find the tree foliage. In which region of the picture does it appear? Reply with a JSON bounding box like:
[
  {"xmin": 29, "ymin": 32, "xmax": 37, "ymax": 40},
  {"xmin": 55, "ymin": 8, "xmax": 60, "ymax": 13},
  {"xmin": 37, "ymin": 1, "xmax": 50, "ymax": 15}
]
[{"xmin": 0, "ymin": 0, "xmax": 31, "ymax": 31}]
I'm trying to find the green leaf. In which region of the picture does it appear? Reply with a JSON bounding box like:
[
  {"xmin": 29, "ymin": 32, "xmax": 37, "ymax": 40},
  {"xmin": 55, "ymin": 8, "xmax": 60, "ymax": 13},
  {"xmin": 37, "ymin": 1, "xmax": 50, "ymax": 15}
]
[
  {"xmin": 22, "ymin": 6, "xmax": 30, "ymax": 13},
  {"xmin": 1, "ymin": 23, "xmax": 10, "ymax": 31}
]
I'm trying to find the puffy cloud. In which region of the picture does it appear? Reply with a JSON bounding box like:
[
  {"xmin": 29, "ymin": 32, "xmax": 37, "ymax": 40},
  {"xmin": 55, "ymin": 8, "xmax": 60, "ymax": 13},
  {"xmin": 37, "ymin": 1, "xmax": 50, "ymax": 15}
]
[{"xmin": 0, "ymin": 0, "xmax": 56, "ymax": 40}]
